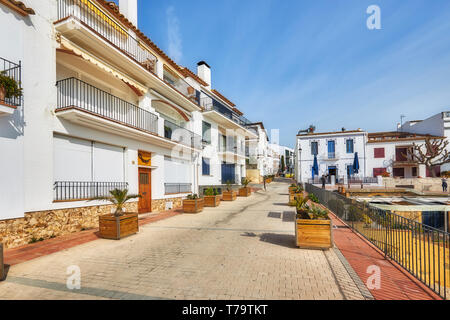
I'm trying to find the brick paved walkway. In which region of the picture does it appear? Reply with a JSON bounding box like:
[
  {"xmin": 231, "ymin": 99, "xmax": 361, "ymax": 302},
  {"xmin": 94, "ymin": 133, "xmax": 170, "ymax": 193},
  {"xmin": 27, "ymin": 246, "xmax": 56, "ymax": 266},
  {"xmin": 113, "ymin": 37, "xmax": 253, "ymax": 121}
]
[
  {"xmin": 329, "ymin": 213, "xmax": 442, "ymax": 300},
  {"xmin": 4, "ymin": 210, "xmax": 181, "ymax": 266},
  {"xmin": 0, "ymin": 182, "xmax": 365, "ymax": 300}
]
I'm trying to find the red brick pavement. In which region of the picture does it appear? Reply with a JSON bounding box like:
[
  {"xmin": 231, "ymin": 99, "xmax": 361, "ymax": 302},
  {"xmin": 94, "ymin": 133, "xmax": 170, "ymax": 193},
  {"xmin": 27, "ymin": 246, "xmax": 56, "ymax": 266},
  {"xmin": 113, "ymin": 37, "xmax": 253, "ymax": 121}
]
[
  {"xmin": 330, "ymin": 212, "xmax": 442, "ymax": 300},
  {"xmin": 4, "ymin": 209, "xmax": 181, "ymax": 266}
]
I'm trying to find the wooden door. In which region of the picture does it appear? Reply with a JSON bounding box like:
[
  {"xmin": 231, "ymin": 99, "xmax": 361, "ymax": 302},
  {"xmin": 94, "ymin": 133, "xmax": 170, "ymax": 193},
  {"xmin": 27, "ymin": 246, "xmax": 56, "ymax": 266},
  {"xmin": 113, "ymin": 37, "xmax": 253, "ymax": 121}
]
[{"xmin": 138, "ymin": 168, "xmax": 151, "ymax": 213}]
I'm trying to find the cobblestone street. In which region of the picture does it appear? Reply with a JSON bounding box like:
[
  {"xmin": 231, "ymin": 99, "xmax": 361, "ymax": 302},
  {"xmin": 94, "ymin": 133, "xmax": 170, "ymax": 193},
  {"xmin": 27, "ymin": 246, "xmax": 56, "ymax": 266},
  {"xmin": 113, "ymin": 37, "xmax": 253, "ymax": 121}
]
[{"xmin": 0, "ymin": 181, "xmax": 366, "ymax": 300}]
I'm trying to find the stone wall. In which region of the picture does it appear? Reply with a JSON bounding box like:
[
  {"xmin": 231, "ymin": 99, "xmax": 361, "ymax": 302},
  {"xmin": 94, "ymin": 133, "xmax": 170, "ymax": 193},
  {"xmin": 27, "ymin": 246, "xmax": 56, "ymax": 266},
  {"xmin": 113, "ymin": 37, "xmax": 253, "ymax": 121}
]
[
  {"xmin": 0, "ymin": 202, "xmax": 137, "ymax": 249},
  {"xmin": 151, "ymin": 197, "xmax": 183, "ymax": 212},
  {"xmin": 382, "ymin": 177, "xmax": 446, "ymax": 193}
]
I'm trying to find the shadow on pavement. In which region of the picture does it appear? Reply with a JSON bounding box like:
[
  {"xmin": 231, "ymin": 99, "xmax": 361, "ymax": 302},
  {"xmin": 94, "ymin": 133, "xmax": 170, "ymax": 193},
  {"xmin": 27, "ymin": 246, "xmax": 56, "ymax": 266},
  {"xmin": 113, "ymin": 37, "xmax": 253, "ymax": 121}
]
[{"xmin": 259, "ymin": 233, "xmax": 296, "ymax": 249}]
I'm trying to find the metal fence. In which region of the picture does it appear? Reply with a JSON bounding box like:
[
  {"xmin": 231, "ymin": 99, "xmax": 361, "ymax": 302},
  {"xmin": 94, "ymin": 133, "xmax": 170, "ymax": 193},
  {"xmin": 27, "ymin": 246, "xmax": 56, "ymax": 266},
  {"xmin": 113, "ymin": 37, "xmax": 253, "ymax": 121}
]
[
  {"xmin": 54, "ymin": 181, "xmax": 128, "ymax": 201},
  {"xmin": 56, "ymin": 77, "xmax": 159, "ymax": 134},
  {"xmin": 57, "ymin": 0, "xmax": 157, "ymax": 73},
  {"xmin": 1, "ymin": 57, "xmax": 21, "ymax": 106},
  {"xmin": 305, "ymin": 183, "xmax": 450, "ymax": 299},
  {"xmin": 165, "ymin": 183, "xmax": 192, "ymax": 194},
  {"xmin": 164, "ymin": 119, "xmax": 202, "ymax": 150}
]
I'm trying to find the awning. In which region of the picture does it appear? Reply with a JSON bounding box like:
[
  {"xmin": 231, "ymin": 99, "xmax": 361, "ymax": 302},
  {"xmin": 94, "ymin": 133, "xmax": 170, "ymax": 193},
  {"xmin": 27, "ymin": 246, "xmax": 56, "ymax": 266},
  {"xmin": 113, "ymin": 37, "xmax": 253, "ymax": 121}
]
[{"xmin": 59, "ymin": 37, "xmax": 147, "ymax": 95}]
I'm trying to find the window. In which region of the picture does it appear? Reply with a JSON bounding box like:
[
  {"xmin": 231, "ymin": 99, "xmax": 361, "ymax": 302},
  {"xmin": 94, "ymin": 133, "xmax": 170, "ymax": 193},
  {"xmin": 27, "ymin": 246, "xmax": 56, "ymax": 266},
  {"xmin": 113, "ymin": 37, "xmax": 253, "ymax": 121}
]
[
  {"xmin": 202, "ymin": 121, "xmax": 211, "ymax": 144},
  {"xmin": 412, "ymin": 167, "xmax": 418, "ymax": 177},
  {"xmin": 53, "ymin": 134, "xmax": 124, "ymax": 182},
  {"xmin": 327, "ymin": 140, "xmax": 335, "ymax": 158},
  {"xmin": 374, "ymin": 148, "xmax": 385, "ymax": 158},
  {"xmin": 373, "ymin": 168, "xmax": 387, "ymax": 177},
  {"xmin": 346, "ymin": 139, "xmax": 354, "ymax": 153},
  {"xmin": 311, "ymin": 141, "xmax": 318, "ymax": 155},
  {"xmin": 164, "ymin": 156, "xmax": 192, "ymax": 185},
  {"xmin": 393, "ymin": 168, "xmax": 405, "ymax": 178},
  {"xmin": 202, "ymin": 158, "xmax": 211, "ymax": 175}
]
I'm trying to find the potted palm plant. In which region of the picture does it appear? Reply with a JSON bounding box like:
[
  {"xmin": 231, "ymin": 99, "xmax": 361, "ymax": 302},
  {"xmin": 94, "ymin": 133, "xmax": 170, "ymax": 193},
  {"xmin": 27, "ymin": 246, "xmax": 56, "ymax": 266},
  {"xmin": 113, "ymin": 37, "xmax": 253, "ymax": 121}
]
[
  {"xmin": 0, "ymin": 71, "xmax": 22, "ymax": 105},
  {"xmin": 93, "ymin": 189, "xmax": 141, "ymax": 240},
  {"xmin": 183, "ymin": 194, "xmax": 204, "ymax": 213},
  {"xmin": 222, "ymin": 180, "xmax": 237, "ymax": 201},
  {"xmin": 294, "ymin": 195, "xmax": 332, "ymax": 249},
  {"xmin": 203, "ymin": 187, "xmax": 221, "ymax": 207},
  {"xmin": 238, "ymin": 177, "xmax": 252, "ymax": 197}
]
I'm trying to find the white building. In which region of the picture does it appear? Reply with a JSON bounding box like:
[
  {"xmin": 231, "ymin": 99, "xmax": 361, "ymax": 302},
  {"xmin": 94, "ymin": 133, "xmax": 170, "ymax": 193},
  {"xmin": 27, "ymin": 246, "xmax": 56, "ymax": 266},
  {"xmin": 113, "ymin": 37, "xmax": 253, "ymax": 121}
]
[
  {"xmin": 0, "ymin": 0, "xmax": 258, "ymax": 247},
  {"xmin": 278, "ymin": 146, "xmax": 294, "ymax": 174},
  {"xmin": 245, "ymin": 122, "xmax": 277, "ymax": 182},
  {"xmin": 295, "ymin": 128, "xmax": 445, "ymax": 184},
  {"xmin": 295, "ymin": 129, "xmax": 367, "ymax": 184}
]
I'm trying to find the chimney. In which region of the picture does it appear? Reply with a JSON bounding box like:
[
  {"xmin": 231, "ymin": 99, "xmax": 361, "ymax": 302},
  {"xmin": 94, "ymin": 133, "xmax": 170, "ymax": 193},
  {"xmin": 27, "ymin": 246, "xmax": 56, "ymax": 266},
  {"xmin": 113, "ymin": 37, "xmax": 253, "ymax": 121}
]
[
  {"xmin": 119, "ymin": 0, "xmax": 138, "ymax": 26},
  {"xmin": 197, "ymin": 61, "xmax": 211, "ymax": 87}
]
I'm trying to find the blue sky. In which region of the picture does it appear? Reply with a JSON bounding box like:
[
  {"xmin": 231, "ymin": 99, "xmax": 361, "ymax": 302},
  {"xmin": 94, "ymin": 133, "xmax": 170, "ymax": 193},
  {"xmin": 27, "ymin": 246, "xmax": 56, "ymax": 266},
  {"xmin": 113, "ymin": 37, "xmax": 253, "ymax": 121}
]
[{"xmin": 127, "ymin": 0, "xmax": 450, "ymax": 148}]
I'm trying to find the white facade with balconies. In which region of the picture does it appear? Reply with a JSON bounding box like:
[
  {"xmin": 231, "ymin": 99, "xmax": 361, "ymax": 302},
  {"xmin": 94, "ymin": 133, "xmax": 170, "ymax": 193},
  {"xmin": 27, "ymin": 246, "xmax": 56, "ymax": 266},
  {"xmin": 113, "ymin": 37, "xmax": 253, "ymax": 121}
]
[{"xmin": 0, "ymin": 0, "xmax": 258, "ymax": 223}]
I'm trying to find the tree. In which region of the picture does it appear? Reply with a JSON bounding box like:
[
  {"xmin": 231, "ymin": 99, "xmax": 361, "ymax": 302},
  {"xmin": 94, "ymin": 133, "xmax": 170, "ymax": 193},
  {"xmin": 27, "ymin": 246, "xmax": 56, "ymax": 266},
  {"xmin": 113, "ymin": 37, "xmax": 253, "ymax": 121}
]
[
  {"xmin": 280, "ymin": 155, "xmax": 286, "ymax": 173},
  {"xmin": 405, "ymin": 137, "xmax": 450, "ymax": 177}
]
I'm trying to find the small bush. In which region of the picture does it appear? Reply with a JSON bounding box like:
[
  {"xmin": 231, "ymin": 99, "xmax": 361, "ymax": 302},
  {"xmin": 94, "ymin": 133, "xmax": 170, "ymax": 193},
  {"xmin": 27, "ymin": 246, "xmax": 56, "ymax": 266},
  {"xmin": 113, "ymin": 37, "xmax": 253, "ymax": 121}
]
[{"xmin": 308, "ymin": 193, "xmax": 320, "ymax": 203}]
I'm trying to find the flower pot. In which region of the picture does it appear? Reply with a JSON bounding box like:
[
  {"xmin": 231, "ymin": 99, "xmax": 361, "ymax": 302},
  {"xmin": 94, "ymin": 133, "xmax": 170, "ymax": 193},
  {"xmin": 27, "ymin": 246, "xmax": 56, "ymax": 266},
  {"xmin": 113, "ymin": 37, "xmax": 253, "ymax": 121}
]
[
  {"xmin": 295, "ymin": 218, "xmax": 332, "ymax": 250},
  {"xmin": 183, "ymin": 198, "xmax": 204, "ymax": 213},
  {"xmin": 99, "ymin": 213, "xmax": 139, "ymax": 240},
  {"xmin": 204, "ymin": 195, "xmax": 221, "ymax": 207},
  {"xmin": 238, "ymin": 187, "xmax": 251, "ymax": 197},
  {"xmin": 222, "ymin": 190, "xmax": 237, "ymax": 201}
]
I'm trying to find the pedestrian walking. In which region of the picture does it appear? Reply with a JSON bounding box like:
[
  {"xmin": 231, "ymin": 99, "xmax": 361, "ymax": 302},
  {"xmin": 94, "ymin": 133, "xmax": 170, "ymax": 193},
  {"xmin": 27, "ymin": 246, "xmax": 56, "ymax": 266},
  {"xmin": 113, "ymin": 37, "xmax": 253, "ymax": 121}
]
[
  {"xmin": 320, "ymin": 175, "xmax": 326, "ymax": 189},
  {"xmin": 442, "ymin": 177, "xmax": 448, "ymax": 192},
  {"xmin": 263, "ymin": 175, "xmax": 267, "ymax": 191}
]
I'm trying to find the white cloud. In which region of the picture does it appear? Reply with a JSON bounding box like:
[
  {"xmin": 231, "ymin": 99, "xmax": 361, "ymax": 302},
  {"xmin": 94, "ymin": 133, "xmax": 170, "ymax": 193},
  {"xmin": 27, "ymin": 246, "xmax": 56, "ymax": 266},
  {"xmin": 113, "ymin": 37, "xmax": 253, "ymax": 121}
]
[{"xmin": 166, "ymin": 6, "xmax": 182, "ymax": 62}]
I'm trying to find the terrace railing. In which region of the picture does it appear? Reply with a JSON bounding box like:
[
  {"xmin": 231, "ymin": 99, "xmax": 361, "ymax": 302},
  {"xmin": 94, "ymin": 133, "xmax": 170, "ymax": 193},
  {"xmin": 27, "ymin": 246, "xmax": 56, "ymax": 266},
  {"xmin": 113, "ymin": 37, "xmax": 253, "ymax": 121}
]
[
  {"xmin": 0, "ymin": 57, "xmax": 21, "ymax": 106},
  {"xmin": 54, "ymin": 181, "xmax": 128, "ymax": 201},
  {"xmin": 305, "ymin": 183, "xmax": 450, "ymax": 299},
  {"xmin": 57, "ymin": 0, "xmax": 157, "ymax": 73},
  {"xmin": 56, "ymin": 77, "xmax": 158, "ymax": 135},
  {"xmin": 164, "ymin": 119, "xmax": 202, "ymax": 150},
  {"xmin": 164, "ymin": 183, "xmax": 192, "ymax": 194}
]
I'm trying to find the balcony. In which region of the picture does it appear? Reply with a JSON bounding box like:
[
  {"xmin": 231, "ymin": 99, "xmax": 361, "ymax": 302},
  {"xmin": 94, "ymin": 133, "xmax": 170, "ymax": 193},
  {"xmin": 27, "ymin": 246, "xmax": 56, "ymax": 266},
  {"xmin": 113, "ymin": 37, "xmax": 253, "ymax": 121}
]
[
  {"xmin": 56, "ymin": 77, "xmax": 159, "ymax": 135},
  {"xmin": 0, "ymin": 57, "xmax": 21, "ymax": 115},
  {"xmin": 319, "ymin": 152, "xmax": 340, "ymax": 161},
  {"xmin": 54, "ymin": 181, "xmax": 128, "ymax": 201},
  {"xmin": 200, "ymin": 94, "xmax": 257, "ymax": 137},
  {"xmin": 56, "ymin": 0, "xmax": 157, "ymax": 73},
  {"xmin": 55, "ymin": 0, "xmax": 201, "ymax": 112},
  {"xmin": 164, "ymin": 119, "xmax": 202, "ymax": 150}
]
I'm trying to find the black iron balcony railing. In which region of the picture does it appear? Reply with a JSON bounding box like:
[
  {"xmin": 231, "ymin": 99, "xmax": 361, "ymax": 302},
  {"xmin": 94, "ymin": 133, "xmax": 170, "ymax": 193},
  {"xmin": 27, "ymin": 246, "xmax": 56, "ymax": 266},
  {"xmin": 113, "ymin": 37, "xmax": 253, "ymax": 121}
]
[
  {"xmin": 0, "ymin": 57, "xmax": 21, "ymax": 107},
  {"xmin": 54, "ymin": 181, "xmax": 128, "ymax": 201},
  {"xmin": 164, "ymin": 119, "xmax": 202, "ymax": 149},
  {"xmin": 56, "ymin": 77, "xmax": 158, "ymax": 135},
  {"xmin": 199, "ymin": 92, "xmax": 252, "ymax": 128},
  {"xmin": 57, "ymin": 0, "xmax": 157, "ymax": 73},
  {"xmin": 305, "ymin": 183, "xmax": 450, "ymax": 300},
  {"xmin": 165, "ymin": 183, "xmax": 192, "ymax": 194}
]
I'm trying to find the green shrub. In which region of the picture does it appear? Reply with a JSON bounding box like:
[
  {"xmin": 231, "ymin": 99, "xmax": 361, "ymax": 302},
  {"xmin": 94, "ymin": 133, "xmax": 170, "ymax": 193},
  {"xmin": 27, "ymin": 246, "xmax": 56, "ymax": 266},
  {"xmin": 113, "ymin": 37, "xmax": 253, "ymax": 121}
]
[
  {"xmin": 187, "ymin": 194, "xmax": 199, "ymax": 200},
  {"xmin": 0, "ymin": 71, "xmax": 22, "ymax": 99},
  {"xmin": 204, "ymin": 187, "xmax": 214, "ymax": 196},
  {"xmin": 308, "ymin": 193, "xmax": 319, "ymax": 203}
]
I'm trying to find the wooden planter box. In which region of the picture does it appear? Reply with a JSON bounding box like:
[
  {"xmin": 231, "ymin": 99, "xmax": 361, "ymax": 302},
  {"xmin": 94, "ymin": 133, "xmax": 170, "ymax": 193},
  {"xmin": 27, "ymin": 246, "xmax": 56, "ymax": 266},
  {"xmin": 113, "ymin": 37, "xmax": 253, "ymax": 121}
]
[
  {"xmin": 99, "ymin": 213, "xmax": 139, "ymax": 240},
  {"xmin": 222, "ymin": 190, "xmax": 237, "ymax": 201},
  {"xmin": 238, "ymin": 187, "xmax": 251, "ymax": 197},
  {"xmin": 204, "ymin": 195, "xmax": 221, "ymax": 207},
  {"xmin": 183, "ymin": 198, "xmax": 204, "ymax": 213},
  {"xmin": 295, "ymin": 218, "xmax": 332, "ymax": 249},
  {"xmin": 289, "ymin": 186, "xmax": 297, "ymax": 194},
  {"xmin": 289, "ymin": 193, "xmax": 302, "ymax": 206}
]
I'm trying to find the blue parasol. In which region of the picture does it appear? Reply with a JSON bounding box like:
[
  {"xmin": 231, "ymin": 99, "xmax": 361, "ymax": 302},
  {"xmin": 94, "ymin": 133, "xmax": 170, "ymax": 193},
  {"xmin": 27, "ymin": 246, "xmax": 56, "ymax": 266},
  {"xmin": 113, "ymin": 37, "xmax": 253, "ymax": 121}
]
[
  {"xmin": 353, "ymin": 152, "xmax": 360, "ymax": 174},
  {"xmin": 312, "ymin": 155, "xmax": 319, "ymax": 178}
]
